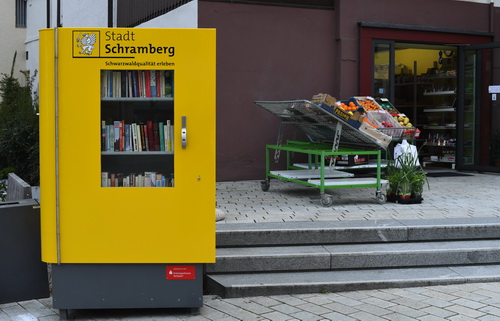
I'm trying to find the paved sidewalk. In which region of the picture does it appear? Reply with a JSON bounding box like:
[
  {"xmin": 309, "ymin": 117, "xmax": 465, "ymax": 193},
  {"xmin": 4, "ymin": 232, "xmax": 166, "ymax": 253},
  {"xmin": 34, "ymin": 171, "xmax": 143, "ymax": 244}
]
[
  {"xmin": 5, "ymin": 282, "xmax": 500, "ymax": 320},
  {"xmin": 216, "ymin": 172, "xmax": 500, "ymax": 223},
  {"xmin": 4, "ymin": 171, "xmax": 500, "ymax": 320}
]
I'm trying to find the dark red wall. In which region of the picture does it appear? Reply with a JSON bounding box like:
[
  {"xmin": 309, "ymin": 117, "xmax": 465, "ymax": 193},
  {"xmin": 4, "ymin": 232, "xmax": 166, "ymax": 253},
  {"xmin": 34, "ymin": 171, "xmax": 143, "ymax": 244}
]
[
  {"xmin": 199, "ymin": 0, "xmax": 500, "ymax": 181},
  {"xmin": 199, "ymin": 2, "xmax": 336, "ymax": 181},
  {"xmin": 336, "ymin": 0, "xmax": 494, "ymax": 98}
]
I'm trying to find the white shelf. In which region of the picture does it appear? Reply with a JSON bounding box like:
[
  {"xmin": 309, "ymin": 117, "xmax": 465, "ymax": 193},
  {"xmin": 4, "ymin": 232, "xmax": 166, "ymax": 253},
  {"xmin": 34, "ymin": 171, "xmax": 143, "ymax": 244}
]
[
  {"xmin": 423, "ymin": 90, "xmax": 456, "ymax": 96},
  {"xmin": 423, "ymin": 125, "xmax": 455, "ymax": 130},
  {"xmin": 293, "ymin": 159, "xmax": 388, "ymax": 170},
  {"xmin": 423, "ymin": 157, "xmax": 456, "ymax": 169},
  {"xmin": 424, "ymin": 157, "xmax": 455, "ymax": 164},
  {"xmin": 101, "ymin": 97, "xmax": 174, "ymax": 102},
  {"xmin": 102, "ymin": 151, "xmax": 174, "ymax": 155},
  {"xmin": 307, "ymin": 177, "xmax": 388, "ymax": 187},
  {"xmin": 270, "ymin": 169, "xmax": 353, "ymax": 180},
  {"xmin": 425, "ymin": 144, "xmax": 456, "ymax": 148},
  {"xmin": 423, "ymin": 107, "xmax": 455, "ymax": 113}
]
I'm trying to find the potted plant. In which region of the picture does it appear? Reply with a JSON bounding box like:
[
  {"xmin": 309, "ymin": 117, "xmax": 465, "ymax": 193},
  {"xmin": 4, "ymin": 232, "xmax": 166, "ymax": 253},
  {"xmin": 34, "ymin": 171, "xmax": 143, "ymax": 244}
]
[{"xmin": 385, "ymin": 145, "xmax": 428, "ymax": 203}]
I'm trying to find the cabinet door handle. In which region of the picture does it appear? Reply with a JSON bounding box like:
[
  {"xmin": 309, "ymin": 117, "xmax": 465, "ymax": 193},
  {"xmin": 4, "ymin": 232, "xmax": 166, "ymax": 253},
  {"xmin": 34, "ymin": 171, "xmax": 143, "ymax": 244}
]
[{"xmin": 181, "ymin": 116, "xmax": 187, "ymax": 149}]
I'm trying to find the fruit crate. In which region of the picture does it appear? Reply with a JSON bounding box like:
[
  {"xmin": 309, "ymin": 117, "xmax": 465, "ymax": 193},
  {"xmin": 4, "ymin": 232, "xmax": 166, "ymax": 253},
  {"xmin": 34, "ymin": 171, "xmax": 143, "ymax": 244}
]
[
  {"xmin": 365, "ymin": 110, "xmax": 418, "ymax": 139},
  {"xmin": 352, "ymin": 96, "xmax": 382, "ymax": 111},
  {"xmin": 375, "ymin": 97, "xmax": 401, "ymax": 115},
  {"xmin": 378, "ymin": 126, "xmax": 417, "ymax": 139}
]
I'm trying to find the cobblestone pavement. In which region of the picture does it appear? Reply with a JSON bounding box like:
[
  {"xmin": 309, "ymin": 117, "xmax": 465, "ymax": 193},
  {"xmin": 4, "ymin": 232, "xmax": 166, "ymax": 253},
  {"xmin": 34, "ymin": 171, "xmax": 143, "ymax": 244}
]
[
  {"xmin": 5, "ymin": 172, "xmax": 500, "ymax": 320},
  {"xmin": 5, "ymin": 282, "xmax": 500, "ymax": 320},
  {"xmin": 216, "ymin": 172, "xmax": 500, "ymax": 223}
]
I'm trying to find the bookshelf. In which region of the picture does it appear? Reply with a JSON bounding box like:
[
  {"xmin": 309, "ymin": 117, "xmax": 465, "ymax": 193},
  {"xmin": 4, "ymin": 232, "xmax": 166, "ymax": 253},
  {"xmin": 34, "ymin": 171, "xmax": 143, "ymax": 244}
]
[{"xmin": 100, "ymin": 70, "xmax": 175, "ymax": 187}]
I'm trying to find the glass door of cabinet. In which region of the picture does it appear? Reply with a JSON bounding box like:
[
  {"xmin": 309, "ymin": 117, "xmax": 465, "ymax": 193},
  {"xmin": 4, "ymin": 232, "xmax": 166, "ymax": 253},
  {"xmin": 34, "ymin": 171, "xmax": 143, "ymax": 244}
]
[{"xmin": 100, "ymin": 69, "xmax": 174, "ymax": 187}]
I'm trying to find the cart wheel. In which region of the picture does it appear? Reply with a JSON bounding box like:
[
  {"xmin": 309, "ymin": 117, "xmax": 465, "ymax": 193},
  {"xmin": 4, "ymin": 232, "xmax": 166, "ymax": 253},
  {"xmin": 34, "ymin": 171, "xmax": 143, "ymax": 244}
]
[
  {"xmin": 261, "ymin": 179, "xmax": 270, "ymax": 192},
  {"xmin": 320, "ymin": 194, "xmax": 333, "ymax": 207},
  {"xmin": 376, "ymin": 192, "xmax": 387, "ymax": 204}
]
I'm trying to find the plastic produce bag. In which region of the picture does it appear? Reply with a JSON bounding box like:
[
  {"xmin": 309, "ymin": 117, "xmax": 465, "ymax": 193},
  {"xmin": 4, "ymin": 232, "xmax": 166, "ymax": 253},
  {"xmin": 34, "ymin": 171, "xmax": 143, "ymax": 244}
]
[{"xmin": 394, "ymin": 139, "xmax": 420, "ymax": 167}]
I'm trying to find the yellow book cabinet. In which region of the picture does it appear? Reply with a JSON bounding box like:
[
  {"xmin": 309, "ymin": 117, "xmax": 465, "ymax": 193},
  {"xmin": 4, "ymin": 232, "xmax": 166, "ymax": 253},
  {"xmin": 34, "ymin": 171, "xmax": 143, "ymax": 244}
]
[{"xmin": 39, "ymin": 28, "xmax": 216, "ymax": 314}]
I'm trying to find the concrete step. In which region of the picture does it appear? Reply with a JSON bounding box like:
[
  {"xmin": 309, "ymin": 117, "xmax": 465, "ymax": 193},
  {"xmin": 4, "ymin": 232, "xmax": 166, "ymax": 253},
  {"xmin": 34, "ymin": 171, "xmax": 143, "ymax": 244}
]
[
  {"xmin": 207, "ymin": 240, "xmax": 500, "ymax": 273},
  {"xmin": 208, "ymin": 218, "xmax": 500, "ymax": 298},
  {"xmin": 206, "ymin": 264, "xmax": 500, "ymax": 298},
  {"xmin": 216, "ymin": 218, "xmax": 500, "ymax": 247}
]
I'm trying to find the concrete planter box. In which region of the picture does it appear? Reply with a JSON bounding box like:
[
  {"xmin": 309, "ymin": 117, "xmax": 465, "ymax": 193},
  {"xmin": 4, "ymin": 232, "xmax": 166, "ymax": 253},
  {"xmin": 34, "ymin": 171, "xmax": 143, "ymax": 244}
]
[{"xmin": 0, "ymin": 199, "xmax": 50, "ymax": 303}]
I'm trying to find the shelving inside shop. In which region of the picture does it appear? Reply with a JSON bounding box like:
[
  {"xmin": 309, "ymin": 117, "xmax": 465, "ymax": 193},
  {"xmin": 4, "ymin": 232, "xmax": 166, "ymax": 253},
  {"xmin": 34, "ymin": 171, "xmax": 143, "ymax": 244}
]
[{"xmin": 393, "ymin": 58, "xmax": 457, "ymax": 168}]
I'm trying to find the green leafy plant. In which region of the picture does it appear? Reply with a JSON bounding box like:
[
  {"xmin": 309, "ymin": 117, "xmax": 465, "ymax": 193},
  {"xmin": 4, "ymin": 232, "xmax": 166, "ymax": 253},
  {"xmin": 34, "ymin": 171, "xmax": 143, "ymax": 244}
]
[
  {"xmin": 385, "ymin": 146, "xmax": 429, "ymax": 198},
  {"xmin": 0, "ymin": 180, "xmax": 6, "ymax": 201},
  {"xmin": 0, "ymin": 52, "xmax": 39, "ymax": 186}
]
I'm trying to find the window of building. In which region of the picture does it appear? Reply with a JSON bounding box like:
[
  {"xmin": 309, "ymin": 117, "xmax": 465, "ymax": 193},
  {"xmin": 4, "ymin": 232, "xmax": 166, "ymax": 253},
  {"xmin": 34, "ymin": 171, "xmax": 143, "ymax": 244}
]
[
  {"xmin": 16, "ymin": 0, "xmax": 27, "ymax": 28},
  {"xmin": 116, "ymin": 0, "xmax": 192, "ymax": 27}
]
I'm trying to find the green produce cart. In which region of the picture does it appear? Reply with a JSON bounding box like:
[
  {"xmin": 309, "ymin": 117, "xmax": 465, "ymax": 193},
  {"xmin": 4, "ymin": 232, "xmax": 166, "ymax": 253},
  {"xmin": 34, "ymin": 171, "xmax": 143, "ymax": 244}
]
[{"xmin": 255, "ymin": 100, "xmax": 389, "ymax": 207}]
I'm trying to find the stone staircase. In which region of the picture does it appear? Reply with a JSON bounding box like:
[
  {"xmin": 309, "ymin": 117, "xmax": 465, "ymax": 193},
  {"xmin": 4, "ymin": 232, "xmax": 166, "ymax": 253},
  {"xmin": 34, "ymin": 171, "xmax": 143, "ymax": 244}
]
[{"xmin": 205, "ymin": 218, "xmax": 500, "ymax": 298}]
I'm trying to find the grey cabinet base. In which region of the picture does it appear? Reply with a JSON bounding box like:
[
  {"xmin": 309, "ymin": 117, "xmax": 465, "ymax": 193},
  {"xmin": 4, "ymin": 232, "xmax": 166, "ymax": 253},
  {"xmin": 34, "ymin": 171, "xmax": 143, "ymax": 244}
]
[{"xmin": 52, "ymin": 263, "xmax": 203, "ymax": 310}]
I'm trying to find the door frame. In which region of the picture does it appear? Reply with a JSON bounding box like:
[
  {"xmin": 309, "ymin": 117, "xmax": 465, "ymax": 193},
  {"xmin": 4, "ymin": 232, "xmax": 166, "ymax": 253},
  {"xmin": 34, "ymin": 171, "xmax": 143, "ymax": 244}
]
[
  {"xmin": 360, "ymin": 25, "xmax": 494, "ymax": 171},
  {"xmin": 457, "ymin": 42, "xmax": 500, "ymax": 172}
]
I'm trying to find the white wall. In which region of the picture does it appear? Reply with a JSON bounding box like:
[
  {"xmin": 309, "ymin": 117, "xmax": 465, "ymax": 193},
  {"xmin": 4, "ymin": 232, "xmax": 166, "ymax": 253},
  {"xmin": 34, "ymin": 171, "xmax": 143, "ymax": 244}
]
[
  {"xmin": 137, "ymin": 1, "xmax": 198, "ymax": 28},
  {"xmin": 455, "ymin": 0, "xmax": 500, "ymax": 6},
  {"xmin": 0, "ymin": 1, "xmax": 27, "ymax": 88},
  {"xmin": 26, "ymin": 0, "xmax": 48, "ymax": 98},
  {"xmin": 61, "ymin": 0, "xmax": 108, "ymax": 27},
  {"xmin": 26, "ymin": 0, "xmax": 198, "ymax": 97}
]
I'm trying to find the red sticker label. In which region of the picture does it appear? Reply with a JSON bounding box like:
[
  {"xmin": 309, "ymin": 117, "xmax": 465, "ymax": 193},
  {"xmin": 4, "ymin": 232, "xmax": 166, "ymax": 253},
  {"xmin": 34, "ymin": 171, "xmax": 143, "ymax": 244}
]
[{"xmin": 166, "ymin": 265, "xmax": 196, "ymax": 280}]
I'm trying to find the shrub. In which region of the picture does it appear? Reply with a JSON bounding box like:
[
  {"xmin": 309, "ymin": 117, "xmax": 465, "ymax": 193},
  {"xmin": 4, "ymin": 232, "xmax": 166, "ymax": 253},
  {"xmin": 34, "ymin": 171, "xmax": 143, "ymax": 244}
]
[{"xmin": 0, "ymin": 52, "xmax": 39, "ymax": 186}]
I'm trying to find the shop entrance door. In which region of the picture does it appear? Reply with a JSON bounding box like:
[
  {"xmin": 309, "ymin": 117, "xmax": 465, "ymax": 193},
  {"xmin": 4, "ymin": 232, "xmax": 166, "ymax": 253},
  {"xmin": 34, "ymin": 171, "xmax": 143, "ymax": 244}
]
[
  {"xmin": 373, "ymin": 42, "xmax": 459, "ymax": 169},
  {"xmin": 458, "ymin": 42, "xmax": 500, "ymax": 172}
]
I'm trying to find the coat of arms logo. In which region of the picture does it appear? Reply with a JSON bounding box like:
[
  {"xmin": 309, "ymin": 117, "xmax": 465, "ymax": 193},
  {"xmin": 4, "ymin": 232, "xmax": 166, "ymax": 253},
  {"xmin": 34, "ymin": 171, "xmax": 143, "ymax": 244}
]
[{"xmin": 76, "ymin": 33, "xmax": 97, "ymax": 55}]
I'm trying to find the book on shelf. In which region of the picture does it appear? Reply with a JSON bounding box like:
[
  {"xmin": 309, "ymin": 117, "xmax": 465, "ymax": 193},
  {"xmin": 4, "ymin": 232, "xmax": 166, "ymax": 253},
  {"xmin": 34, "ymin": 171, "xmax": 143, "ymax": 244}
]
[
  {"xmin": 137, "ymin": 71, "xmax": 143, "ymax": 97},
  {"xmin": 113, "ymin": 120, "xmax": 124, "ymax": 151},
  {"xmin": 150, "ymin": 71, "xmax": 157, "ymax": 97},
  {"xmin": 107, "ymin": 124, "xmax": 114, "ymax": 151},
  {"xmin": 101, "ymin": 70, "xmax": 174, "ymax": 98},
  {"xmin": 153, "ymin": 122, "xmax": 160, "ymax": 151},
  {"xmin": 110, "ymin": 173, "xmax": 116, "ymax": 187},
  {"xmin": 101, "ymin": 120, "xmax": 174, "ymax": 152},
  {"xmin": 101, "ymin": 172, "xmax": 108, "ymax": 187},
  {"xmin": 121, "ymin": 72, "xmax": 127, "ymax": 97},
  {"xmin": 101, "ymin": 120, "xmax": 106, "ymax": 151},
  {"xmin": 117, "ymin": 173, "xmax": 124, "ymax": 187},
  {"xmin": 142, "ymin": 123, "xmax": 149, "ymax": 151},
  {"xmin": 147, "ymin": 120, "xmax": 154, "ymax": 151},
  {"xmin": 131, "ymin": 123, "xmax": 138, "ymax": 152},
  {"xmin": 145, "ymin": 70, "xmax": 151, "ymax": 98},
  {"xmin": 155, "ymin": 71, "xmax": 161, "ymax": 97},
  {"xmin": 165, "ymin": 71, "xmax": 173, "ymax": 97},
  {"xmin": 101, "ymin": 171, "xmax": 171, "ymax": 187},
  {"xmin": 136, "ymin": 123, "xmax": 143, "ymax": 151},
  {"xmin": 156, "ymin": 173, "xmax": 165, "ymax": 187},
  {"xmin": 146, "ymin": 173, "xmax": 153, "ymax": 187},
  {"xmin": 131, "ymin": 71, "xmax": 138, "ymax": 97},
  {"xmin": 159, "ymin": 122, "xmax": 165, "ymax": 151},
  {"xmin": 113, "ymin": 71, "xmax": 121, "ymax": 98},
  {"xmin": 124, "ymin": 124, "xmax": 131, "ymax": 151},
  {"xmin": 165, "ymin": 120, "xmax": 172, "ymax": 151}
]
